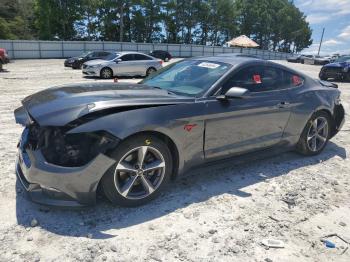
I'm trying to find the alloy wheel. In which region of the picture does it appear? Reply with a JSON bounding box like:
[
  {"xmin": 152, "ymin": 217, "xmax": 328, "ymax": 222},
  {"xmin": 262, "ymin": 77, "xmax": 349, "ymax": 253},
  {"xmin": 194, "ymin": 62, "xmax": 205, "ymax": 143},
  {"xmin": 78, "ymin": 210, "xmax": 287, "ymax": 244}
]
[
  {"xmin": 113, "ymin": 146, "xmax": 166, "ymax": 200},
  {"xmin": 307, "ymin": 116, "xmax": 329, "ymax": 152},
  {"xmin": 101, "ymin": 68, "xmax": 112, "ymax": 78}
]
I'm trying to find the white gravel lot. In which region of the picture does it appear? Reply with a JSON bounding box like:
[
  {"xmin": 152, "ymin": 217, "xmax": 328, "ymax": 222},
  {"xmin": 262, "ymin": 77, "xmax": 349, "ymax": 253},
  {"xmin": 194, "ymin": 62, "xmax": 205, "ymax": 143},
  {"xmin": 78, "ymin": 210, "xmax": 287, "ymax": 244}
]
[{"xmin": 0, "ymin": 59, "xmax": 349, "ymax": 262}]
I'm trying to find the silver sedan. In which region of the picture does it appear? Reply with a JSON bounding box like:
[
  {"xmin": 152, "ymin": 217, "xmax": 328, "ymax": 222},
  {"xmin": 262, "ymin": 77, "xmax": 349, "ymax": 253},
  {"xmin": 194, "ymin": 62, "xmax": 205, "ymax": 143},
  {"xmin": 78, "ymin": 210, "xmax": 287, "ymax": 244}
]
[{"xmin": 82, "ymin": 51, "xmax": 163, "ymax": 79}]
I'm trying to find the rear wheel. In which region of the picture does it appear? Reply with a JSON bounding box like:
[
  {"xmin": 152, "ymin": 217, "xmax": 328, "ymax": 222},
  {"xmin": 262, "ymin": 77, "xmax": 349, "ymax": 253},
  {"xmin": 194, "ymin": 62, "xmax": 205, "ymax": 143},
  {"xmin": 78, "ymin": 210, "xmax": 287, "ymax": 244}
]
[
  {"xmin": 146, "ymin": 67, "xmax": 157, "ymax": 76},
  {"xmin": 101, "ymin": 134, "xmax": 173, "ymax": 207},
  {"xmin": 0, "ymin": 61, "xmax": 3, "ymax": 71},
  {"xmin": 296, "ymin": 111, "xmax": 331, "ymax": 155},
  {"xmin": 100, "ymin": 67, "xmax": 113, "ymax": 79}
]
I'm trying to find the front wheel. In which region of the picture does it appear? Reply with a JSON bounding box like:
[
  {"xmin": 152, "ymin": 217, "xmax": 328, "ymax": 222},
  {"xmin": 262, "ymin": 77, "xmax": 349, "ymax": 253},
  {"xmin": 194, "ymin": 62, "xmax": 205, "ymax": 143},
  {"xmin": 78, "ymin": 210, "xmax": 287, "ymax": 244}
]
[
  {"xmin": 296, "ymin": 111, "xmax": 331, "ymax": 155},
  {"xmin": 101, "ymin": 134, "xmax": 173, "ymax": 207},
  {"xmin": 319, "ymin": 73, "xmax": 327, "ymax": 81},
  {"xmin": 100, "ymin": 67, "xmax": 113, "ymax": 79}
]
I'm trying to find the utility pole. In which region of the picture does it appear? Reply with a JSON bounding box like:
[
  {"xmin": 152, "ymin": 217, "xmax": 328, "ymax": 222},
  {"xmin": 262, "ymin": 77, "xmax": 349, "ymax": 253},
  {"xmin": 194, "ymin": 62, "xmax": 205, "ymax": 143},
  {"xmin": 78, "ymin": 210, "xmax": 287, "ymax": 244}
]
[{"xmin": 317, "ymin": 27, "xmax": 325, "ymax": 56}]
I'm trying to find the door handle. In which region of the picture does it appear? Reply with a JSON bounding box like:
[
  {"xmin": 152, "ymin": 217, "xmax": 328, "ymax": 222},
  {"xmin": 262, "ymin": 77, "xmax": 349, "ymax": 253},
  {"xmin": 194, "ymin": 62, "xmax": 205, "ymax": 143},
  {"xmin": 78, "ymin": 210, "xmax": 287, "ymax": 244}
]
[{"xmin": 277, "ymin": 101, "xmax": 290, "ymax": 108}]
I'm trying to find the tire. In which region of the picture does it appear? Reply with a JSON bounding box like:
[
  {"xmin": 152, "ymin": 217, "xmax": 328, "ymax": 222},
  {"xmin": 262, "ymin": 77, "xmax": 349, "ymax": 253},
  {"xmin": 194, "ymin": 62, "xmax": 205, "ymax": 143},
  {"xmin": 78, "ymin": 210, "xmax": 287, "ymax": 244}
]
[
  {"xmin": 296, "ymin": 111, "xmax": 331, "ymax": 156},
  {"xmin": 319, "ymin": 73, "xmax": 327, "ymax": 81},
  {"xmin": 345, "ymin": 72, "xmax": 350, "ymax": 82},
  {"xmin": 72, "ymin": 63, "xmax": 82, "ymax": 69},
  {"xmin": 0, "ymin": 61, "xmax": 3, "ymax": 71},
  {"xmin": 100, "ymin": 67, "xmax": 113, "ymax": 79},
  {"xmin": 301, "ymin": 60, "xmax": 304, "ymax": 64},
  {"xmin": 101, "ymin": 134, "xmax": 173, "ymax": 207},
  {"xmin": 146, "ymin": 67, "xmax": 157, "ymax": 76}
]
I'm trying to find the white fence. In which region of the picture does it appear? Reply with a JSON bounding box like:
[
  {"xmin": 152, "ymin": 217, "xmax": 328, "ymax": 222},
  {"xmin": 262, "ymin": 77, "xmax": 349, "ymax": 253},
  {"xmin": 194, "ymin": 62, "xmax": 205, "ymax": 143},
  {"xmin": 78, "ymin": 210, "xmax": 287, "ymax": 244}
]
[{"xmin": 0, "ymin": 40, "xmax": 292, "ymax": 60}]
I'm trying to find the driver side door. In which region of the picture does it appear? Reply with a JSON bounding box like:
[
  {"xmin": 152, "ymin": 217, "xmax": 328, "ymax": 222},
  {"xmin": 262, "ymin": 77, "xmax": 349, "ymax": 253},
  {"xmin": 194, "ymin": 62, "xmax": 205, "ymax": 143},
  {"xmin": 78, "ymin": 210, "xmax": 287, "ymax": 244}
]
[{"xmin": 204, "ymin": 65, "xmax": 292, "ymax": 159}]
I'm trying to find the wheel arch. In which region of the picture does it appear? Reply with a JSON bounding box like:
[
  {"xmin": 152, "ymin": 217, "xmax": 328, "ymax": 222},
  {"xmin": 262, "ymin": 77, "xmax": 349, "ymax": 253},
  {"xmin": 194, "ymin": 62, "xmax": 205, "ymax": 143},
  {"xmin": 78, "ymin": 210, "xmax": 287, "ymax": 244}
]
[
  {"xmin": 100, "ymin": 66, "xmax": 113, "ymax": 78},
  {"xmin": 122, "ymin": 130, "xmax": 180, "ymax": 179}
]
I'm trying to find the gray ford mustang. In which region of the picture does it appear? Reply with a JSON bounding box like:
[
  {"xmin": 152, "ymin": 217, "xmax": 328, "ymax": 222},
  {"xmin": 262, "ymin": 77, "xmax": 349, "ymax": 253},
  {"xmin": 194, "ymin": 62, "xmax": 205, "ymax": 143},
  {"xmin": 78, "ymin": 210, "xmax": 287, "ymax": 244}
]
[{"xmin": 14, "ymin": 56, "xmax": 345, "ymax": 207}]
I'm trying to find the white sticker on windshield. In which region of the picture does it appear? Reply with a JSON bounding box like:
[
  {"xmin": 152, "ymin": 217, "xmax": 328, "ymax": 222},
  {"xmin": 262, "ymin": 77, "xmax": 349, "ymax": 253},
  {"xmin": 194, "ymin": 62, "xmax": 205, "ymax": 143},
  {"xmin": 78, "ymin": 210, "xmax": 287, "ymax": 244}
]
[{"xmin": 197, "ymin": 62, "xmax": 220, "ymax": 69}]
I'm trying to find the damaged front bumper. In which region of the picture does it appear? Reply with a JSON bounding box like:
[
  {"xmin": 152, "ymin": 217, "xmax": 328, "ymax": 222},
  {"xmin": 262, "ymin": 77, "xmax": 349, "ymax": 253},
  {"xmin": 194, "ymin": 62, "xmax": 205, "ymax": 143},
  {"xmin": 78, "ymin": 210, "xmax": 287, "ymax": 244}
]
[{"xmin": 15, "ymin": 129, "xmax": 117, "ymax": 207}]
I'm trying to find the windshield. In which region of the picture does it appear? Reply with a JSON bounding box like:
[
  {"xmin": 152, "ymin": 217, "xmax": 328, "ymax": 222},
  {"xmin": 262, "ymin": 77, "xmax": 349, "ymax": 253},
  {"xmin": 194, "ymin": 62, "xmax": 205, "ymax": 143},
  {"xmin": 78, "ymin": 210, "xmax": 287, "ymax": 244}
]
[
  {"xmin": 335, "ymin": 56, "xmax": 350, "ymax": 62},
  {"xmin": 105, "ymin": 53, "xmax": 119, "ymax": 61},
  {"xmin": 79, "ymin": 51, "xmax": 92, "ymax": 58},
  {"xmin": 140, "ymin": 60, "xmax": 232, "ymax": 97}
]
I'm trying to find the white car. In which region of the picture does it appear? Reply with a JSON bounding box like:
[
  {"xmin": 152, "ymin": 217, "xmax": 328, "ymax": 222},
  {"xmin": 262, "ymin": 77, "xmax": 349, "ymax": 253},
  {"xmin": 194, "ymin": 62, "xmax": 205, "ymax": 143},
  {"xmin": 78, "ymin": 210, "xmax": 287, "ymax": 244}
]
[{"xmin": 82, "ymin": 51, "xmax": 163, "ymax": 79}]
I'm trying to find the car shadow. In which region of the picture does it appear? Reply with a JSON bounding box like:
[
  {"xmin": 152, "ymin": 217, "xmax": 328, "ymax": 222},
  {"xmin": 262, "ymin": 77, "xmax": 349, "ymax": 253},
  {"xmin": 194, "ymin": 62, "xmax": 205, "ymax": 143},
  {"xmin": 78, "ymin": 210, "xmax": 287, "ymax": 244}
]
[{"xmin": 15, "ymin": 141, "xmax": 346, "ymax": 239}]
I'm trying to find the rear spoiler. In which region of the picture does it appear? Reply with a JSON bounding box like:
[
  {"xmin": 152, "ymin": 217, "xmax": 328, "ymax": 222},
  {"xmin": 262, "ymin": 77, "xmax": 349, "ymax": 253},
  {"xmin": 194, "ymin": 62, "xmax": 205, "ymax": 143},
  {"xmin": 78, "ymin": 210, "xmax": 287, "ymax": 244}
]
[{"xmin": 317, "ymin": 79, "xmax": 338, "ymax": 89}]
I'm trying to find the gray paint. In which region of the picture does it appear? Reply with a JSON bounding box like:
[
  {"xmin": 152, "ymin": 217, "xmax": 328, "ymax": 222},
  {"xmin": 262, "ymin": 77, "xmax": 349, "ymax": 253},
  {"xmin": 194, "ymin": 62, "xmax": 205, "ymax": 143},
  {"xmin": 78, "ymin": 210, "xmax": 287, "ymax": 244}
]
[{"xmin": 14, "ymin": 57, "xmax": 345, "ymax": 206}]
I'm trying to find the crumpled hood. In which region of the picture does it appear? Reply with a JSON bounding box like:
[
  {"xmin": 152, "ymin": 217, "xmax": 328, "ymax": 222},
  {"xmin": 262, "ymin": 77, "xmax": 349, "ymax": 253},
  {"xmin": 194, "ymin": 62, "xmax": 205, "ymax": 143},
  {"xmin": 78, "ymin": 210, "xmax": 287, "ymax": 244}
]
[
  {"xmin": 15, "ymin": 82, "xmax": 193, "ymax": 126},
  {"xmin": 323, "ymin": 61, "xmax": 349, "ymax": 68}
]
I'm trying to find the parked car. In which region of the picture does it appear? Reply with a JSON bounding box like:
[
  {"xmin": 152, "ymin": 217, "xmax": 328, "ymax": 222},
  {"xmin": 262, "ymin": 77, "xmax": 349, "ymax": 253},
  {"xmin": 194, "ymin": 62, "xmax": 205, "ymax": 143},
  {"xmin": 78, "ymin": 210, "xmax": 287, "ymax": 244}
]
[
  {"xmin": 319, "ymin": 55, "xmax": 350, "ymax": 81},
  {"xmin": 14, "ymin": 56, "xmax": 344, "ymax": 207},
  {"xmin": 82, "ymin": 51, "xmax": 163, "ymax": 79},
  {"xmin": 64, "ymin": 51, "xmax": 112, "ymax": 69},
  {"xmin": 0, "ymin": 48, "xmax": 10, "ymax": 71},
  {"xmin": 287, "ymin": 54, "xmax": 304, "ymax": 63},
  {"xmin": 216, "ymin": 53, "xmax": 258, "ymax": 58},
  {"xmin": 302, "ymin": 55, "xmax": 330, "ymax": 65},
  {"xmin": 149, "ymin": 50, "xmax": 172, "ymax": 62}
]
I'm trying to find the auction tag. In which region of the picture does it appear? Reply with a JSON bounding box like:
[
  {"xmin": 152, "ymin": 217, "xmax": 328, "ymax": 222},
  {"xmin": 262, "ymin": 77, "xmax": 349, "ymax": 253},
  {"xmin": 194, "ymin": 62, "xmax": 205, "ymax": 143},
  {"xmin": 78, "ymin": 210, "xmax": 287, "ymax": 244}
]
[
  {"xmin": 253, "ymin": 74, "xmax": 262, "ymax": 83},
  {"xmin": 197, "ymin": 62, "xmax": 220, "ymax": 69}
]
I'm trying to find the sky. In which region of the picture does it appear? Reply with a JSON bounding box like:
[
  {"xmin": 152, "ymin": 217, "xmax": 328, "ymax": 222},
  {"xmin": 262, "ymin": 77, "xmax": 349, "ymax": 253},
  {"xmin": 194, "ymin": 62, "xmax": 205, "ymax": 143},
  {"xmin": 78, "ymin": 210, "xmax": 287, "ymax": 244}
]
[{"xmin": 294, "ymin": 0, "xmax": 350, "ymax": 55}]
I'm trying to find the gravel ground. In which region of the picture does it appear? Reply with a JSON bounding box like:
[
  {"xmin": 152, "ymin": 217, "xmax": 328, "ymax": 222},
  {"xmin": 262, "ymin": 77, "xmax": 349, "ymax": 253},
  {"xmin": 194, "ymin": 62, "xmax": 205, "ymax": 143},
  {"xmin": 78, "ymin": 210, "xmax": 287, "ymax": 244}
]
[{"xmin": 0, "ymin": 59, "xmax": 349, "ymax": 262}]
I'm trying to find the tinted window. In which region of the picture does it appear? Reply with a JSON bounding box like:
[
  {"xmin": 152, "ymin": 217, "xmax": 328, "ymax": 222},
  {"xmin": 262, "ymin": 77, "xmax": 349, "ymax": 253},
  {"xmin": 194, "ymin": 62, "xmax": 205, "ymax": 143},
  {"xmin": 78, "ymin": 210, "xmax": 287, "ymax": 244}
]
[
  {"xmin": 91, "ymin": 52, "xmax": 100, "ymax": 57},
  {"xmin": 141, "ymin": 60, "xmax": 232, "ymax": 97},
  {"xmin": 222, "ymin": 66, "xmax": 301, "ymax": 93},
  {"xmin": 120, "ymin": 54, "xmax": 134, "ymax": 61},
  {"xmin": 134, "ymin": 54, "xmax": 152, "ymax": 60}
]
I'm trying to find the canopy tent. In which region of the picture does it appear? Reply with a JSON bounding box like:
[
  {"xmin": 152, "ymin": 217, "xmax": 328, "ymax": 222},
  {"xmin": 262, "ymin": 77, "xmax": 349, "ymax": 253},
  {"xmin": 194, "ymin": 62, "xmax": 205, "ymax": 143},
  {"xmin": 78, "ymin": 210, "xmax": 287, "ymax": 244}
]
[{"xmin": 226, "ymin": 35, "xmax": 259, "ymax": 48}]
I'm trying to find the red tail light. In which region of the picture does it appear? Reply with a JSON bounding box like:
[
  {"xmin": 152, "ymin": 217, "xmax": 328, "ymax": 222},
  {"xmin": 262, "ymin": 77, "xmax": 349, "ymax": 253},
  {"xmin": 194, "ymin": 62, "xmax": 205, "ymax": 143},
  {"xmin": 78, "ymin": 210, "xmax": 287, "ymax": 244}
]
[{"xmin": 159, "ymin": 60, "xmax": 163, "ymax": 65}]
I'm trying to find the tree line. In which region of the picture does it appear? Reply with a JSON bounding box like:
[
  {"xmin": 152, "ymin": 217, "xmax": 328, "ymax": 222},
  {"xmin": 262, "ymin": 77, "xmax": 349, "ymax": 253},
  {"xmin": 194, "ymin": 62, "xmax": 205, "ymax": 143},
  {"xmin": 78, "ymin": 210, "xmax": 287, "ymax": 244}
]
[{"xmin": 0, "ymin": 0, "xmax": 312, "ymax": 53}]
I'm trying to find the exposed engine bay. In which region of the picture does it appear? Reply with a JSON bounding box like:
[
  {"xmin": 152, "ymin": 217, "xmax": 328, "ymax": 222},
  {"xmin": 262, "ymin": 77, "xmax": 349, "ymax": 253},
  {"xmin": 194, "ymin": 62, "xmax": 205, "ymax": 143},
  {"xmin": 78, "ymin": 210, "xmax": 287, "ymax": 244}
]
[{"xmin": 24, "ymin": 123, "xmax": 119, "ymax": 167}]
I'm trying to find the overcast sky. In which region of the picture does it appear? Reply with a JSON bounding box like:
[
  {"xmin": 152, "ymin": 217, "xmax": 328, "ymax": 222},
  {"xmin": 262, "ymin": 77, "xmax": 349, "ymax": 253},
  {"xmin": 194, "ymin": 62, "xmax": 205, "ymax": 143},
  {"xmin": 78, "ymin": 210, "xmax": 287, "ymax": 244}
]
[{"xmin": 295, "ymin": 0, "xmax": 350, "ymax": 55}]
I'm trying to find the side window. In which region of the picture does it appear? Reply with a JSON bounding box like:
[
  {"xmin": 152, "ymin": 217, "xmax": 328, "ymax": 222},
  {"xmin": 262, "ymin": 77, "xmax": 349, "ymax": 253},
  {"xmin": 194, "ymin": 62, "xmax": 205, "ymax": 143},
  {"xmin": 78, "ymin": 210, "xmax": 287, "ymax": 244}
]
[
  {"xmin": 91, "ymin": 52, "xmax": 100, "ymax": 58},
  {"xmin": 283, "ymin": 71, "xmax": 304, "ymax": 88},
  {"xmin": 262, "ymin": 67, "xmax": 284, "ymax": 91},
  {"xmin": 120, "ymin": 54, "xmax": 134, "ymax": 61},
  {"xmin": 222, "ymin": 66, "xmax": 265, "ymax": 93},
  {"xmin": 134, "ymin": 54, "xmax": 152, "ymax": 60},
  {"xmin": 222, "ymin": 66, "xmax": 300, "ymax": 94}
]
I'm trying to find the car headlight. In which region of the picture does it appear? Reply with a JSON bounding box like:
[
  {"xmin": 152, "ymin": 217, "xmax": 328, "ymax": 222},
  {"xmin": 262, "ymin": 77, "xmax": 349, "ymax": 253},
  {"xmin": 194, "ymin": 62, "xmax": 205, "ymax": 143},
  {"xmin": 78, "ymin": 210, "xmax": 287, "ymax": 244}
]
[
  {"xmin": 343, "ymin": 67, "xmax": 349, "ymax": 72},
  {"xmin": 89, "ymin": 65, "xmax": 100, "ymax": 68}
]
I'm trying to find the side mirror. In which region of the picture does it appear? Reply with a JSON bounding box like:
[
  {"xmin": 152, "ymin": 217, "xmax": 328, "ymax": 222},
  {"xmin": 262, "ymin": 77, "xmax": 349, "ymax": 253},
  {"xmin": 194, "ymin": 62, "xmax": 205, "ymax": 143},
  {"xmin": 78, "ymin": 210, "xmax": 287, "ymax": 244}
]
[
  {"xmin": 115, "ymin": 58, "xmax": 122, "ymax": 63},
  {"xmin": 217, "ymin": 87, "xmax": 250, "ymax": 100}
]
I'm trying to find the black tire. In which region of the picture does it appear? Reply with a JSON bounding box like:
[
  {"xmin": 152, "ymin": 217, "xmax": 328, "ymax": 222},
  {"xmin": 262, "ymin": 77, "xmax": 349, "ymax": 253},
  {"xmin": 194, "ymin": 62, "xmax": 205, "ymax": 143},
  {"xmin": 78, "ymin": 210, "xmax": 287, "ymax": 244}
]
[
  {"xmin": 319, "ymin": 74, "xmax": 327, "ymax": 81},
  {"xmin": 345, "ymin": 72, "xmax": 350, "ymax": 82},
  {"xmin": 146, "ymin": 67, "xmax": 157, "ymax": 76},
  {"xmin": 296, "ymin": 111, "xmax": 331, "ymax": 156},
  {"xmin": 0, "ymin": 61, "xmax": 3, "ymax": 71},
  {"xmin": 100, "ymin": 67, "xmax": 113, "ymax": 79},
  {"xmin": 301, "ymin": 60, "xmax": 304, "ymax": 64},
  {"xmin": 72, "ymin": 63, "xmax": 82, "ymax": 69},
  {"xmin": 101, "ymin": 134, "xmax": 173, "ymax": 207}
]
